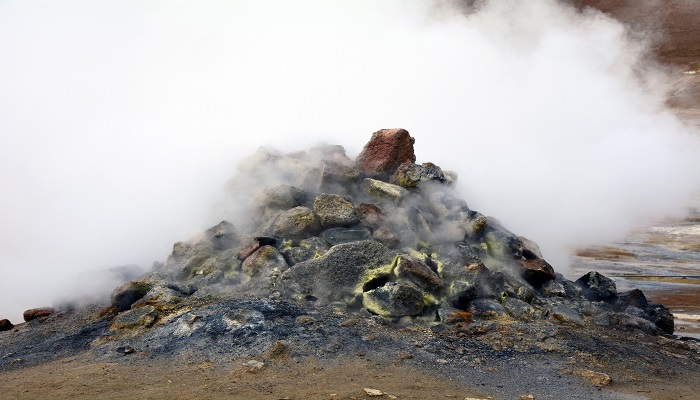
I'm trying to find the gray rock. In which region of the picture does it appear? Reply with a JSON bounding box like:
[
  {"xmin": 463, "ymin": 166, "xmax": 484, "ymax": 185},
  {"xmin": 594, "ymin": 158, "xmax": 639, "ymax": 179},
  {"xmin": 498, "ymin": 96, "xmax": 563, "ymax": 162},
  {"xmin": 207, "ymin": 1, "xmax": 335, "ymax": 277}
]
[
  {"xmin": 362, "ymin": 282, "xmax": 426, "ymax": 317},
  {"xmin": 550, "ymin": 305, "xmax": 585, "ymax": 326},
  {"xmin": 278, "ymin": 240, "xmax": 398, "ymax": 303},
  {"xmin": 503, "ymin": 297, "xmax": 537, "ymax": 321},
  {"xmin": 361, "ymin": 178, "xmax": 408, "ymax": 204},
  {"xmin": 321, "ymin": 227, "xmax": 371, "ymax": 245},
  {"xmin": 255, "ymin": 185, "xmax": 308, "ymax": 211},
  {"xmin": 542, "ymin": 280, "xmax": 567, "ymax": 297},
  {"xmin": 282, "ymin": 237, "xmax": 330, "ymax": 265},
  {"xmin": 392, "ymin": 162, "xmax": 449, "ymax": 187},
  {"xmin": 313, "ymin": 193, "xmax": 358, "ymax": 228},
  {"xmin": 576, "ymin": 271, "xmax": 618, "ymax": 302},
  {"xmin": 112, "ymin": 305, "xmax": 157, "ymax": 330},
  {"xmin": 394, "ymin": 256, "xmax": 443, "ymax": 294},
  {"xmin": 241, "ymin": 246, "xmax": 288, "ymax": 278},
  {"xmin": 205, "ymin": 220, "xmax": 238, "ymax": 250},
  {"xmin": 271, "ymin": 206, "xmax": 320, "ymax": 238},
  {"xmin": 165, "ymin": 241, "xmax": 216, "ymax": 280}
]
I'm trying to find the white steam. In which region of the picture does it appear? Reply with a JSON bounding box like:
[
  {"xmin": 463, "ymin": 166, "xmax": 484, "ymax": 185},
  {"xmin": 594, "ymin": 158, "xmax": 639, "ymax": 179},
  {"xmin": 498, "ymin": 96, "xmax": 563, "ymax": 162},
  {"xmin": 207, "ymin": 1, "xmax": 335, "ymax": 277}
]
[{"xmin": 1, "ymin": 0, "xmax": 699, "ymax": 323}]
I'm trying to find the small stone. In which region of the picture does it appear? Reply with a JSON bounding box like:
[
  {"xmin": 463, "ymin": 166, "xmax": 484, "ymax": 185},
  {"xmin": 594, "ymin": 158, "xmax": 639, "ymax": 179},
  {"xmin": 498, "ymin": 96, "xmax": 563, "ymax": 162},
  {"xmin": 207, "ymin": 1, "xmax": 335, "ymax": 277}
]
[
  {"xmin": 570, "ymin": 369, "xmax": 612, "ymax": 387},
  {"xmin": 123, "ymin": 346, "xmax": 134, "ymax": 354},
  {"xmin": 436, "ymin": 359, "xmax": 448, "ymax": 364},
  {"xmin": 363, "ymin": 388, "xmax": 384, "ymax": 396},
  {"xmin": 23, "ymin": 307, "xmax": 55, "ymax": 322},
  {"xmin": 0, "ymin": 319, "xmax": 14, "ymax": 331},
  {"xmin": 520, "ymin": 395, "xmax": 535, "ymax": 400},
  {"xmin": 242, "ymin": 360, "xmax": 265, "ymax": 371}
]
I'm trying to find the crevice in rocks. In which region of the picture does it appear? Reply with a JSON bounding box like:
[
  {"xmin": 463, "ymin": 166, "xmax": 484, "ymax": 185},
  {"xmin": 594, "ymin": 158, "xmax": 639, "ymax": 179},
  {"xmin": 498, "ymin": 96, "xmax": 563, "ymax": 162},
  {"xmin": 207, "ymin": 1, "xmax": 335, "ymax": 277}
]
[{"xmin": 362, "ymin": 275, "xmax": 392, "ymax": 292}]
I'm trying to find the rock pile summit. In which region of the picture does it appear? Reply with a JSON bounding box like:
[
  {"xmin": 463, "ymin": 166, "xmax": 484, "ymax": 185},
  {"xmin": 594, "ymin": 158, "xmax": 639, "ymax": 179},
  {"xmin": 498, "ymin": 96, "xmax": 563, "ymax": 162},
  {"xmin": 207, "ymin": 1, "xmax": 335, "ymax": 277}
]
[{"xmin": 106, "ymin": 128, "xmax": 673, "ymax": 336}]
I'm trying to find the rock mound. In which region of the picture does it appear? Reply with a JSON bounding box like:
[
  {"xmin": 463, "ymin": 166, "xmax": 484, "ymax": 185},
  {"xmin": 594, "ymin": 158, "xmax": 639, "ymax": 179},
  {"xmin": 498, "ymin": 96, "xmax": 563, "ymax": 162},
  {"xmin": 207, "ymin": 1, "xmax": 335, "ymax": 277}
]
[{"xmin": 91, "ymin": 128, "xmax": 674, "ymax": 338}]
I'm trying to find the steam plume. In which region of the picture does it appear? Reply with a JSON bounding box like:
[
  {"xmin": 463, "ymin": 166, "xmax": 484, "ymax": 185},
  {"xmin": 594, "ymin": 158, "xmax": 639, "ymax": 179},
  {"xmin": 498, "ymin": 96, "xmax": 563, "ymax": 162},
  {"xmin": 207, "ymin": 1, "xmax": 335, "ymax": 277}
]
[{"xmin": 1, "ymin": 0, "xmax": 699, "ymax": 323}]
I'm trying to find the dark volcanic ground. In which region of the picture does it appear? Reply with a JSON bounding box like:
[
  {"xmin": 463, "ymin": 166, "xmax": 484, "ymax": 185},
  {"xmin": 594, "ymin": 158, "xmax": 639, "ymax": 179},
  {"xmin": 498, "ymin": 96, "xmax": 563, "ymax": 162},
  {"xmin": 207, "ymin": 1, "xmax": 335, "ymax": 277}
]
[{"xmin": 1, "ymin": 294, "xmax": 699, "ymax": 399}]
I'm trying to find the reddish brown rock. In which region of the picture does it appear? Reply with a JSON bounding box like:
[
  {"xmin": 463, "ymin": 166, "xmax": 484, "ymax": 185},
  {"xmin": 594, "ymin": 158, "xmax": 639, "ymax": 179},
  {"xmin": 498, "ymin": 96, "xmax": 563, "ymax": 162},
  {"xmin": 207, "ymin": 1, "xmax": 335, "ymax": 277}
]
[
  {"xmin": 355, "ymin": 129, "xmax": 416, "ymax": 179},
  {"xmin": 516, "ymin": 259, "xmax": 555, "ymax": 286},
  {"xmin": 0, "ymin": 319, "xmax": 14, "ymax": 331},
  {"xmin": 23, "ymin": 307, "xmax": 55, "ymax": 322},
  {"xmin": 357, "ymin": 203, "xmax": 384, "ymax": 228}
]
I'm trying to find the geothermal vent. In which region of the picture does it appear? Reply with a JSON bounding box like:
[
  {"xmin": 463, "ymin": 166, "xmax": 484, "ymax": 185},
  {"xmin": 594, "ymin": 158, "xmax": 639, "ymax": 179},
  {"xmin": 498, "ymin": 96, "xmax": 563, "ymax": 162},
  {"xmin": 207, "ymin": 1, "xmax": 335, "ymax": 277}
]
[{"xmin": 108, "ymin": 129, "xmax": 674, "ymax": 336}]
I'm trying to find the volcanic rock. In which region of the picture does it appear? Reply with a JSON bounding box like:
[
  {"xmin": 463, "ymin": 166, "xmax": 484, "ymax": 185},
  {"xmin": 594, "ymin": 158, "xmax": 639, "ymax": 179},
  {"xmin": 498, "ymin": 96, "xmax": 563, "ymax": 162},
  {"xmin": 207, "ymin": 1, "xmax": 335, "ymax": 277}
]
[
  {"xmin": 362, "ymin": 282, "xmax": 426, "ymax": 317},
  {"xmin": 111, "ymin": 281, "xmax": 154, "ymax": 311},
  {"xmin": 313, "ymin": 193, "xmax": 358, "ymax": 228},
  {"xmin": 112, "ymin": 305, "xmax": 157, "ymax": 330},
  {"xmin": 241, "ymin": 245, "xmax": 288, "ymax": 278},
  {"xmin": 516, "ymin": 259, "xmax": 556, "ymax": 286},
  {"xmin": 255, "ymin": 185, "xmax": 308, "ymax": 211},
  {"xmin": 362, "ymin": 178, "xmax": 408, "ymax": 203},
  {"xmin": 23, "ymin": 307, "xmax": 55, "ymax": 322},
  {"xmin": 278, "ymin": 240, "xmax": 398, "ymax": 303},
  {"xmin": 355, "ymin": 128, "xmax": 416, "ymax": 179},
  {"xmin": 271, "ymin": 206, "xmax": 320, "ymax": 238},
  {"xmin": 0, "ymin": 319, "xmax": 14, "ymax": 331},
  {"xmin": 281, "ymin": 237, "xmax": 330, "ymax": 265},
  {"xmin": 392, "ymin": 162, "xmax": 450, "ymax": 187},
  {"xmin": 321, "ymin": 227, "xmax": 372, "ymax": 245},
  {"xmin": 356, "ymin": 203, "xmax": 384, "ymax": 228},
  {"xmin": 371, "ymin": 226, "xmax": 401, "ymax": 249},
  {"xmin": 576, "ymin": 271, "xmax": 618, "ymax": 302},
  {"xmin": 204, "ymin": 220, "xmax": 237, "ymax": 250},
  {"xmin": 394, "ymin": 256, "xmax": 443, "ymax": 294}
]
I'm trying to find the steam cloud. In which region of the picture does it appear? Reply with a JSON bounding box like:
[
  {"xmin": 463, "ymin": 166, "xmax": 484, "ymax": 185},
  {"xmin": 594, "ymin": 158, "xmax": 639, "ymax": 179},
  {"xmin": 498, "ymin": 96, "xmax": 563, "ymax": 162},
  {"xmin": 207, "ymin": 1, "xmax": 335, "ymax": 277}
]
[{"xmin": 1, "ymin": 0, "xmax": 699, "ymax": 323}]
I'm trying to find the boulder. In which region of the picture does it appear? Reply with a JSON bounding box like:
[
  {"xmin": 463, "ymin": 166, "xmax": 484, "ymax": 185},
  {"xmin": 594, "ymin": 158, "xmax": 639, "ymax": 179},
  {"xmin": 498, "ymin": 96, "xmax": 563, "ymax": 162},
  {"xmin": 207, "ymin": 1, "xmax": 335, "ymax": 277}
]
[
  {"xmin": 318, "ymin": 160, "xmax": 360, "ymax": 192},
  {"xmin": 321, "ymin": 227, "xmax": 371, "ymax": 246},
  {"xmin": 23, "ymin": 307, "xmax": 55, "ymax": 322},
  {"xmin": 278, "ymin": 240, "xmax": 398, "ymax": 303},
  {"xmin": 516, "ymin": 259, "xmax": 556, "ymax": 286},
  {"xmin": 503, "ymin": 297, "xmax": 538, "ymax": 321},
  {"xmin": 111, "ymin": 280, "xmax": 154, "ymax": 311},
  {"xmin": 0, "ymin": 319, "xmax": 14, "ymax": 331},
  {"xmin": 394, "ymin": 256, "xmax": 443, "ymax": 294},
  {"xmin": 361, "ymin": 178, "xmax": 408, "ymax": 204},
  {"xmin": 355, "ymin": 128, "xmax": 416, "ymax": 179},
  {"xmin": 255, "ymin": 185, "xmax": 308, "ymax": 211},
  {"xmin": 392, "ymin": 162, "xmax": 449, "ymax": 187},
  {"xmin": 356, "ymin": 203, "xmax": 384, "ymax": 228},
  {"xmin": 614, "ymin": 289, "xmax": 674, "ymax": 334},
  {"xmin": 166, "ymin": 241, "xmax": 216, "ymax": 279},
  {"xmin": 271, "ymin": 206, "xmax": 320, "ymax": 238},
  {"xmin": 576, "ymin": 271, "xmax": 618, "ymax": 302},
  {"xmin": 313, "ymin": 193, "xmax": 358, "ymax": 228},
  {"xmin": 204, "ymin": 220, "xmax": 237, "ymax": 250},
  {"xmin": 241, "ymin": 245, "xmax": 288, "ymax": 277},
  {"xmin": 362, "ymin": 282, "xmax": 426, "ymax": 317}
]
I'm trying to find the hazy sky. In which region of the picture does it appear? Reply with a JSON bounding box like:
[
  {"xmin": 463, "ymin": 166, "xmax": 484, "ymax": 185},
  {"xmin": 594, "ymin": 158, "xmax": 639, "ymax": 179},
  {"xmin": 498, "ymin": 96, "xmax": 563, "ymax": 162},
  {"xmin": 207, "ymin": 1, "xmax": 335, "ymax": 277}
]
[{"xmin": 2, "ymin": 0, "xmax": 699, "ymax": 323}]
